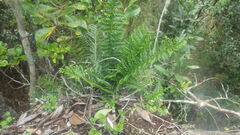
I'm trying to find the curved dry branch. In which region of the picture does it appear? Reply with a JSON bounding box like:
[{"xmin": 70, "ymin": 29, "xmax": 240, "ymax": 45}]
[{"xmin": 161, "ymin": 78, "xmax": 240, "ymax": 118}]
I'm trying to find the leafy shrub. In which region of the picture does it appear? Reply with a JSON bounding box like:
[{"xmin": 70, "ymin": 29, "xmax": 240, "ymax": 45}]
[
  {"xmin": 42, "ymin": 94, "xmax": 58, "ymax": 112},
  {"xmin": 0, "ymin": 41, "xmax": 25, "ymax": 67},
  {"xmin": 0, "ymin": 112, "xmax": 15, "ymax": 128}
]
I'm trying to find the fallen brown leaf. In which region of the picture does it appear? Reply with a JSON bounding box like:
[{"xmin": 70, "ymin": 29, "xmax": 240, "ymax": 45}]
[
  {"xmin": 63, "ymin": 110, "xmax": 74, "ymax": 119},
  {"xmin": 69, "ymin": 113, "xmax": 85, "ymax": 125},
  {"xmin": 107, "ymin": 113, "xmax": 117, "ymax": 128},
  {"xmin": 50, "ymin": 104, "xmax": 64, "ymax": 119},
  {"xmin": 72, "ymin": 101, "xmax": 85, "ymax": 107},
  {"xmin": 25, "ymin": 128, "xmax": 35, "ymax": 133},
  {"xmin": 135, "ymin": 105, "xmax": 155, "ymax": 125},
  {"xmin": 17, "ymin": 113, "xmax": 40, "ymax": 126},
  {"xmin": 17, "ymin": 112, "xmax": 28, "ymax": 125},
  {"xmin": 35, "ymin": 129, "xmax": 42, "ymax": 135}
]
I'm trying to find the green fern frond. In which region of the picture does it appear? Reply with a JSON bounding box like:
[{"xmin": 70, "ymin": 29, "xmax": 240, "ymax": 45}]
[
  {"xmin": 85, "ymin": 24, "xmax": 102, "ymax": 65},
  {"xmin": 60, "ymin": 65, "xmax": 113, "ymax": 94},
  {"xmin": 117, "ymin": 26, "xmax": 155, "ymax": 87},
  {"xmin": 98, "ymin": 0, "xmax": 126, "ymax": 70},
  {"xmin": 116, "ymin": 26, "xmax": 187, "ymax": 91},
  {"xmin": 77, "ymin": 24, "xmax": 101, "ymax": 66}
]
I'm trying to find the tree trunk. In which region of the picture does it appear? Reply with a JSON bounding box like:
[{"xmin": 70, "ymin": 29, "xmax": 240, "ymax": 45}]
[{"xmin": 5, "ymin": 0, "xmax": 36, "ymax": 97}]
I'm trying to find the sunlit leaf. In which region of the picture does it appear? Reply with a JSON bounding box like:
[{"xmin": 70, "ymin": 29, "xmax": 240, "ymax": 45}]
[
  {"xmin": 38, "ymin": 4, "xmax": 57, "ymax": 13},
  {"xmin": 35, "ymin": 26, "xmax": 56, "ymax": 43},
  {"xmin": 56, "ymin": 36, "xmax": 72, "ymax": 42},
  {"xmin": 82, "ymin": 0, "xmax": 92, "ymax": 3},
  {"xmin": 195, "ymin": 37, "xmax": 204, "ymax": 41},
  {"xmin": 7, "ymin": 48, "xmax": 16, "ymax": 56},
  {"xmin": 0, "ymin": 60, "xmax": 8, "ymax": 67},
  {"xmin": 89, "ymin": 128, "xmax": 101, "ymax": 135},
  {"xmin": 59, "ymin": 7, "xmax": 75, "ymax": 17},
  {"xmin": 175, "ymin": 74, "xmax": 190, "ymax": 83},
  {"xmin": 94, "ymin": 109, "xmax": 112, "ymax": 120},
  {"xmin": 125, "ymin": 5, "xmax": 141, "ymax": 18},
  {"xmin": 128, "ymin": 0, "xmax": 139, "ymax": 8},
  {"xmin": 64, "ymin": 15, "xmax": 87, "ymax": 29},
  {"xmin": 15, "ymin": 45, "xmax": 23, "ymax": 55},
  {"xmin": 187, "ymin": 65, "xmax": 200, "ymax": 69},
  {"xmin": 71, "ymin": 2, "xmax": 88, "ymax": 10},
  {"xmin": 154, "ymin": 65, "xmax": 170, "ymax": 76},
  {"xmin": 75, "ymin": 30, "xmax": 82, "ymax": 35},
  {"xmin": 67, "ymin": 20, "xmax": 87, "ymax": 28},
  {"xmin": 0, "ymin": 42, "xmax": 7, "ymax": 55}
]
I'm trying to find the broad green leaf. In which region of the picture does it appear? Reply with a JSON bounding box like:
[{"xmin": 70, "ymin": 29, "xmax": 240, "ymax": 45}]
[
  {"xmin": 64, "ymin": 16, "xmax": 87, "ymax": 29},
  {"xmin": 128, "ymin": 0, "xmax": 139, "ymax": 8},
  {"xmin": 37, "ymin": 49, "xmax": 48, "ymax": 56},
  {"xmin": 0, "ymin": 43, "xmax": 7, "ymax": 55},
  {"xmin": 0, "ymin": 60, "xmax": 8, "ymax": 67},
  {"xmin": 59, "ymin": 7, "xmax": 75, "ymax": 17},
  {"xmin": 175, "ymin": 74, "xmax": 190, "ymax": 83},
  {"xmin": 7, "ymin": 48, "xmax": 16, "ymax": 56},
  {"xmin": 15, "ymin": 45, "xmax": 23, "ymax": 55},
  {"xmin": 56, "ymin": 36, "xmax": 71, "ymax": 42},
  {"xmin": 75, "ymin": 30, "xmax": 82, "ymax": 36},
  {"xmin": 67, "ymin": 20, "xmax": 87, "ymax": 29},
  {"xmin": 187, "ymin": 65, "xmax": 200, "ymax": 69},
  {"xmin": 38, "ymin": 4, "xmax": 57, "ymax": 13},
  {"xmin": 125, "ymin": 5, "xmax": 141, "ymax": 18},
  {"xmin": 89, "ymin": 128, "xmax": 101, "ymax": 135},
  {"xmin": 195, "ymin": 37, "xmax": 204, "ymax": 41},
  {"xmin": 53, "ymin": 58, "xmax": 57, "ymax": 63},
  {"xmin": 71, "ymin": 2, "xmax": 88, "ymax": 10},
  {"xmin": 0, "ymin": 55, "xmax": 7, "ymax": 60},
  {"xmin": 154, "ymin": 65, "xmax": 170, "ymax": 76},
  {"xmin": 81, "ymin": 0, "xmax": 92, "ymax": 3},
  {"xmin": 94, "ymin": 109, "xmax": 112, "ymax": 120},
  {"xmin": 35, "ymin": 26, "xmax": 56, "ymax": 43}
]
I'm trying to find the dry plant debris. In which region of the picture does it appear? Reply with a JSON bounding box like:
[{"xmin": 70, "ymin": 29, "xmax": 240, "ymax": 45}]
[{"xmin": 0, "ymin": 95, "xmax": 186, "ymax": 135}]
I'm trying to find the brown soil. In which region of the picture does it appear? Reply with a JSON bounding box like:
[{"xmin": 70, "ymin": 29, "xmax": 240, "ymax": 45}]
[{"xmin": 122, "ymin": 109, "xmax": 182, "ymax": 135}]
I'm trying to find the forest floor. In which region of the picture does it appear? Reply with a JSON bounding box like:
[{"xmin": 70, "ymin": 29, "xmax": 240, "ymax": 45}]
[{"xmin": 0, "ymin": 94, "xmax": 239, "ymax": 135}]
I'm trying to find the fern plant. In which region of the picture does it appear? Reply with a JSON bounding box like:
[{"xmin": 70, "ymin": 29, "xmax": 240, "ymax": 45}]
[
  {"xmin": 60, "ymin": 0, "xmax": 187, "ymax": 107},
  {"xmin": 61, "ymin": 0, "xmax": 126, "ymax": 95}
]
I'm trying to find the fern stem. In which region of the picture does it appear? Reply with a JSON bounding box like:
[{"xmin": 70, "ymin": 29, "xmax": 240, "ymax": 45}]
[{"xmin": 97, "ymin": 57, "xmax": 122, "ymax": 65}]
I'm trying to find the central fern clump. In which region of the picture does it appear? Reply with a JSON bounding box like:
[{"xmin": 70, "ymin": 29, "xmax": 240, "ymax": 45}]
[{"xmin": 60, "ymin": 0, "xmax": 186, "ymax": 103}]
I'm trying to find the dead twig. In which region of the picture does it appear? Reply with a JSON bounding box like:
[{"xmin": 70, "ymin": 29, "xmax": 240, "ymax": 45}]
[
  {"xmin": 0, "ymin": 69, "xmax": 29, "ymax": 89},
  {"xmin": 61, "ymin": 76, "xmax": 83, "ymax": 96},
  {"xmin": 151, "ymin": 114, "xmax": 183, "ymax": 133},
  {"xmin": 160, "ymin": 78, "xmax": 240, "ymax": 118},
  {"xmin": 126, "ymin": 121, "xmax": 152, "ymax": 135}
]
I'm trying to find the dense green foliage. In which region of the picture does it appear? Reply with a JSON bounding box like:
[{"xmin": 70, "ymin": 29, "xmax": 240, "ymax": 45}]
[
  {"xmin": 60, "ymin": 1, "xmax": 188, "ymax": 110},
  {"xmin": 0, "ymin": 0, "xmax": 239, "ymax": 132},
  {"xmin": 0, "ymin": 41, "xmax": 24, "ymax": 66}
]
